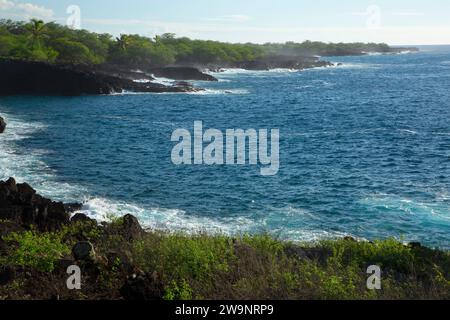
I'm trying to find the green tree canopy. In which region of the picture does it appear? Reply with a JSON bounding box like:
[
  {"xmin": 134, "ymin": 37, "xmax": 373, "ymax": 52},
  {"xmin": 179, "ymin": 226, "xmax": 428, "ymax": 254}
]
[{"xmin": 0, "ymin": 19, "xmax": 394, "ymax": 66}]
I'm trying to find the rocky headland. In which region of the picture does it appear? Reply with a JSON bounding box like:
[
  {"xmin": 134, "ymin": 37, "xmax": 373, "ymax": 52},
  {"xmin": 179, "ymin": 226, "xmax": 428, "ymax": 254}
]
[
  {"xmin": 0, "ymin": 46, "xmax": 419, "ymax": 96},
  {"xmin": 0, "ymin": 54, "xmax": 343, "ymax": 96},
  {"xmin": 0, "ymin": 59, "xmax": 204, "ymax": 96}
]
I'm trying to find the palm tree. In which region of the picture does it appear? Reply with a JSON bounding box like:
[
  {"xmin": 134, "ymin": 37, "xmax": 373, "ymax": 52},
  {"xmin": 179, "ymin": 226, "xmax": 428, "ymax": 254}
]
[
  {"xmin": 26, "ymin": 19, "xmax": 46, "ymax": 48},
  {"xmin": 116, "ymin": 34, "xmax": 131, "ymax": 51},
  {"xmin": 153, "ymin": 35, "xmax": 161, "ymax": 45}
]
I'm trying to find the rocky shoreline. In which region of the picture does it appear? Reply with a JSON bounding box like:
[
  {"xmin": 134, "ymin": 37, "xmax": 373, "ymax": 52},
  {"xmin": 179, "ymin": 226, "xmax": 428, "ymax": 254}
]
[
  {"xmin": 0, "ymin": 177, "xmax": 449, "ymax": 300},
  {"xmin": 0, "ymin": 55, "xmax": 341, "ymax": 96},
  {"xmin": 0, "ymin": 178, "xmax": 81, "ymax": 232},
  {"xmin": 0, "ymin": 116, "xmax": 5, "ymax": 134},
  {"xmin": 0, "ymin": 59, "xmax": 204, "ymax": 96},
  {"xmin": 207, "ymin": 55, "xmax": 334, "ymax": 71},
  {"xmin": 0, "ymin": 48, "xmax": 419, "ymax": 97},
  {"xmin": 0, "ymin": 48, "xmax": 420, "ymax": 97}
]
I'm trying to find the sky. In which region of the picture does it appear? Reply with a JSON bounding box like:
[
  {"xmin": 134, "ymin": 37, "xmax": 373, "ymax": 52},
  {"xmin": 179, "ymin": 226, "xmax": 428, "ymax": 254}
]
[{"xmin": 1, "ymin": 0, "xmax": 450, "ymax": 45}]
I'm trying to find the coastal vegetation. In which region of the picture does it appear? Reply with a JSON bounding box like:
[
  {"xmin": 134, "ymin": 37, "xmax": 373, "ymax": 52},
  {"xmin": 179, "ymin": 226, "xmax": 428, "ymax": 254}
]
[
  {"xmin": 0, "ymin": 19, "xmax": 402, "ymax": 68},
  {"xmin": 1, "ymin": 219, "xmax": 449, "ymax": 300},
  {"xmin": 0, "ymin": 178, "xmax": 449, "ymax": 300}
]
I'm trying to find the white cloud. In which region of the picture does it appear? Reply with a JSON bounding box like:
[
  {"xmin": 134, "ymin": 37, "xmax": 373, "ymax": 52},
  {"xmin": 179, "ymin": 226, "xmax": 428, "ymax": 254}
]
[
  {"xmin": 0, "ymin": 0, "xmax": 14, "ymax": 10},
  {"xmin": 204, "ymin": 14, "xmax": 252, "ymax": 22},
  {"xmin": 16, "ymin": 2, "xmax": 53, "ymax": 18},
  {"xmin": 0, "ymin": 0, "xmax": 54, "ymax": 19}
]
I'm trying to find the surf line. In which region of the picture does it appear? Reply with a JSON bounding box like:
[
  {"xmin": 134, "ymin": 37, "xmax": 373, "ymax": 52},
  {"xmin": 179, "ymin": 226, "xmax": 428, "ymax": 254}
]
[{"xmin": 171, "ymin": 121, "xmax": 280, "ymax": 176}]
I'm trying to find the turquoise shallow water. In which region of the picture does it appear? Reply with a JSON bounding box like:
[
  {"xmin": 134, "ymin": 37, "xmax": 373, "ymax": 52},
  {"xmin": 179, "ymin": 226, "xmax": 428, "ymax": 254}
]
[{"xmin": 1, "ymin": 49, "xmax": 450, "ymax": 248}]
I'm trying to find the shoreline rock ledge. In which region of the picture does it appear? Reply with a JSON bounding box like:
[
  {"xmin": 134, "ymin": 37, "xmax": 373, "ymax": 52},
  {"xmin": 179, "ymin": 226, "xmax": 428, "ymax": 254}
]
[
  {"xmin": 0, "ymin": 177, "xmax": 82, "ymax": 231},
  {"xmin": 0, "ymin": 116, "xmax": 5, "ymax": 133},
  {"xmin": 0, "ymin": 59, "xmax": 203, "ymax": 96}
]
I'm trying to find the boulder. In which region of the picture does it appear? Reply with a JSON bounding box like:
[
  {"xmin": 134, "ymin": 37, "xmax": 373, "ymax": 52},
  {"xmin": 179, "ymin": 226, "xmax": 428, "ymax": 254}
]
[
  {"xmin": 44, "ymin": 202, "xmax": 70, "ymax": 229},
  {"xmin": 71, "ymin": 213, "xmax": 95, "ymax": 224},
  {"xmin": 72, "ymin": 241, "xmax": 96, "ymax": 261},
  {"xmin": 16, "ymin": 182, "xmax": 36, "ymax": 203},
  {"xmin": 408, "ymin": 242, "xmax": 422, "ymax": 249},
  {"xmin": 0, "ymin": 116, "xmax": 5, "ymax": 133},
  {"xmin": 0, "ymin": 178, "xmax": 73, "ymax": 230},
  {"xmin": 65, "ymin": 203, "xmax": 83, "ymax": 213},
  {"xmin": 4, "ymin": 177, "xmax": 17, "ymax": 193},
  {"xmin": 121, "ymin": 214, "xmax": 145, "ymax": 241}
]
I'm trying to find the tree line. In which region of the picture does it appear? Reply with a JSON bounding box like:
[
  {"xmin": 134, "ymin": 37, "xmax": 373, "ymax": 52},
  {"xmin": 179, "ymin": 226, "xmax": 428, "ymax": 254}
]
[{"xmin": 0, "ymin": 19, "xmax": 391, "ymax": 67}]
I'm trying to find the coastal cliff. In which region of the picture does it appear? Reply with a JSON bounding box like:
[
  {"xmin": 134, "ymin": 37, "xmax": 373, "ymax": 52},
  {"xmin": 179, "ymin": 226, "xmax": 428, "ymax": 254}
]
[
  {"xmin": 0, "ymin": 57, "xmax": 339, "ymax": 96},
  {"xmin": 0, "ymin": 59, "xmax": 202, "ymax": 96}
]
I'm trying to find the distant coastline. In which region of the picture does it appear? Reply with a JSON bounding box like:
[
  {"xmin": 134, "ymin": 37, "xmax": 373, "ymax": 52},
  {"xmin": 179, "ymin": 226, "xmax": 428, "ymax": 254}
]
[{"xmin": 0, "ymin": 19, "xmax": 418, "ymax": 96}]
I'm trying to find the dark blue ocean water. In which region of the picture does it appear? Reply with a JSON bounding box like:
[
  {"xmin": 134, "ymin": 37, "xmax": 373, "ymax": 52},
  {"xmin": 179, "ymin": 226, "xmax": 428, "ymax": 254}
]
[{"xmin": 1, "ymin": 49, "xmax": 450, "ymax": 248}]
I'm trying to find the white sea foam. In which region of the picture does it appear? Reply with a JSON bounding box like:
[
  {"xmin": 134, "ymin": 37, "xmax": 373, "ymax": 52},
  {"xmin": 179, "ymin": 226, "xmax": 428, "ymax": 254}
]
[
  {"xmin": 363, "ymin": 51, "xmax": 383, "ymax": 56},
  {"xmin": 133, "ymin": 76, "xmax": 175, "ymax": 86},
  {"xmin": 334, "ymin": 63, "xmax": 380, "ymax": 70},
  {"xmin": 115, "ymin": 88, "xmax": 249, "ymax": 95},
  {"xmin": 297, "ymin": 80, "xmax": 336, "ymax": 90},
  {"xmin": 212, "ymin": 68, "xmax": 258, "ymax": 75},
  {"xmin": 133, "ymin": 79, "xmax": 152, "ymax": 83},
  {"xmin": 75, "ymin": 198, "xmax": 355, "ymax": 242},
  {"xmin": 0, "ymin": 110, "xmax": 361, "ymax": 242},
  {"xmin": 398, "ymin": 129, "xmax": 418, "ymax": 135},
  {"xmin": 212, "ymin": 68, "xmax": 297, "ymax": 76},
  {"xmin": 360, "ymin": 195, "xmax": 450, "ymax": 222},
  {"xmin": 150, "ymin": 75, "xmax": 176, "ymax": 85},
  {"xmin": 301, "ymin": 62, "xmax": 379, "ymax": 72},
  {"xmin": 187, "ymin": 88, "xmax": 250, "ymax": 95},
  {"xmin": 0, "ymin": 112, "xmax": 85, "ymax": 202},
  {"xmin": 76, "ymin": 197, "xmax": 258, "ymax": 234}
]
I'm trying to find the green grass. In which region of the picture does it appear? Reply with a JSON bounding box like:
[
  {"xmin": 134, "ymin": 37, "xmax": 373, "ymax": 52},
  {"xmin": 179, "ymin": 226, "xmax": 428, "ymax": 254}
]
[
  {"xmin": 130, "ymin": 233, "xmax": 450, "ymax": 300},
  {"xmin": 1, "ymin": 221, "xmax": 449, "ymax": 300},
  {"xmin": 1, "ymin": 229, "xmax": 70, "ymax": 272}
]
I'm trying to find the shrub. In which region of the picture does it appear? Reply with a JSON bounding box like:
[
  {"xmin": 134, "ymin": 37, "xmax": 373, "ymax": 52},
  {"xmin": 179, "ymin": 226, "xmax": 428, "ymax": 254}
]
[
  {"xmin": 163, "ymin": 279, "xmax": 193, "ymax": 300},
  {"xmin": 2, "ymin": 230, "xmax": 70, "ymax": 272},
  {"xmin": 133, "ymin": 232, "xmax": 234, "ymax": 283}
]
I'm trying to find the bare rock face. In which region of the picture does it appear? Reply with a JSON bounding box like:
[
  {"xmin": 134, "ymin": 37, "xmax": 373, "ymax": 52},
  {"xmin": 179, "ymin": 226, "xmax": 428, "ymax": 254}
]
[
  {"xmin": 0, "ymin": 116, "xmax": 5, "ymax": 133},
  {"xmin": 0, "ymin": 59, "xmax": 203, "ymax": 96},
  {"xmin": 121, "ymin": 214, "xmax": 145, "ymax": 241},
  {"xmin": 72, "ymin": 241, "xmax": 96, "ymax": 262},
  {"xmin": 0, "ymin": 177, "xmax": 77, "ymax": 231},
  {"xmin": 70, "ymin": 212, "xmax": 95, "ymax": 224}
]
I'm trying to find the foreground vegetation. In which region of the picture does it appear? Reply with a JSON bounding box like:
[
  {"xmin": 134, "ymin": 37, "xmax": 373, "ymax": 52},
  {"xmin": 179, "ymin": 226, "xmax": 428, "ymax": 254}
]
[
  {"xmin": 0, "ymin": 215, "xmax": 449, "ymax": 300},
  {"xmin": 0, "ymin": 19, "xmax": 396, "ymax": 68}
]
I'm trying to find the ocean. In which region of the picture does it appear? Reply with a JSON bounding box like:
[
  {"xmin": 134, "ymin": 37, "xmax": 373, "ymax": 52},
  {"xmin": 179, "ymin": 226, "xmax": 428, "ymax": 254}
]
[{"xmin": 1, "ymin": 48, "xmax": 450, "ymax": 248}]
